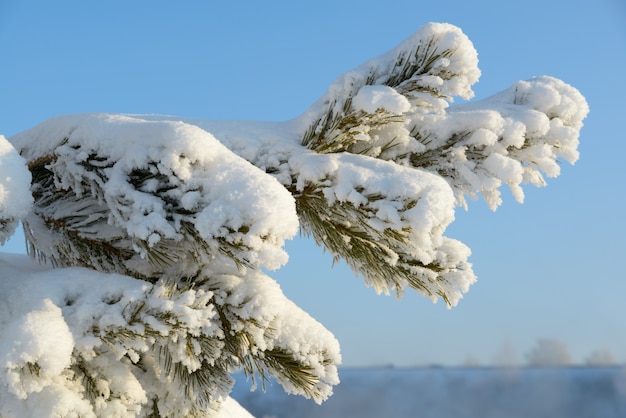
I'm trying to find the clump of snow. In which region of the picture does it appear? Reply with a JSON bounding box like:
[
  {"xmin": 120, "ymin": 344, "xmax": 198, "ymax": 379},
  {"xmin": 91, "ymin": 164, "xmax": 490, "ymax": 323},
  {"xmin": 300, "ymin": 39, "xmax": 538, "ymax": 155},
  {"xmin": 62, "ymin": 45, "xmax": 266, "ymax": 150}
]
[
  {"xmin": 393, "ymin": 22, "xmax": 481, "ymax": 102},
  {"xmin": 414, "ymin": 76, "xmax": 588, "ymax": 210},
  {"xmin": 0, "ymin": 135, "xmax": 33, "ymax": 243},
  {"xmin": 352, "ymin": 85, "xmax": 411, "ymax": 114},
  {"xmin": 2, "ymin": 298, "xmax": 74, "ymax": 398},
  {"xmin": 0, "ymin": 254, "xmax": 152, "ymax": 416}
]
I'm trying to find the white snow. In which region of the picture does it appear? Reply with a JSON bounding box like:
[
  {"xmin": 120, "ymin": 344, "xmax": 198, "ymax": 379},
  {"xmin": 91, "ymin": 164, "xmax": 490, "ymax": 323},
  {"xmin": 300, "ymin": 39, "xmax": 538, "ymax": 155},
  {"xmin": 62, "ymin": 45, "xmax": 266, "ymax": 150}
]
[
  {"xmin": 418, "ymin": 75, "xmax": 589, "ymax": 209},
  {"xmin": 11, "ymin": 108, "xmax": 481, "ymax": 304},
  {"xmin": 300, "ymin": 22, "xmax": 480, "ymax": 127},
  {"xmin": 0, "ymin": 135, "xmax": 33, "ymax": 244},
  {"xmin": 352, "ymin": 85, "xmax": 412, "ymax": 114},
  {"xmin": 206, "ymin": 266, "xmax": 341, "ymax": 401},
  {"xmin": 0, "ymin": 253, "xmax": 300, "ymax": 417},
  {"xmin": 219, "ymin": 396, "xmax": 255, "ymax": 418},
  {"xmin": 10, "ymin": 114, "xmax": 300, "ymax": 275}
]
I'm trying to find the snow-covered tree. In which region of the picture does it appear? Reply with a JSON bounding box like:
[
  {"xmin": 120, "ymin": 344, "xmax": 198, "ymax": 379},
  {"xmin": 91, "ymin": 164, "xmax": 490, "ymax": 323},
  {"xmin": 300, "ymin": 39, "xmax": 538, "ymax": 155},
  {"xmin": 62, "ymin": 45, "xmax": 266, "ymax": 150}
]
[
  {"xmin": 0, "ymin": 23, "xmax": 588, "ymax": 417},
  {"xmin": 526, "ymin": 339, "xmax": 573, "ymax": 367},
  {"xmin": 585, "ymin": 349, "xmax": 618, "ymax": 366},
  {"xmin": 492, "ymin": 339, "xmax": 519, "ymax": 368}
]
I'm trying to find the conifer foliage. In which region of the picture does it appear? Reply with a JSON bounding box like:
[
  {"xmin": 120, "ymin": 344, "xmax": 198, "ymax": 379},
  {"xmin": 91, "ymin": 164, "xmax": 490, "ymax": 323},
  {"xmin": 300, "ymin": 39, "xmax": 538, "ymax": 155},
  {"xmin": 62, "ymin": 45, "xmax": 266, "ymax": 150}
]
[{"xmin": 0, "ymin": 23, "xmax": 587, "ymax": 416}]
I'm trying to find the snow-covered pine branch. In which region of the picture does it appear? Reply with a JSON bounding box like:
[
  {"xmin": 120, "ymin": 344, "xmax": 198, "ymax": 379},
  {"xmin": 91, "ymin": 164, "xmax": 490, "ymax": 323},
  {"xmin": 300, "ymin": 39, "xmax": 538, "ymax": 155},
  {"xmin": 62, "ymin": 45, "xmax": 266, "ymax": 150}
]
[
  {"xmin": 296, "ymin": 22, "xmax": 587, "ymax": 210},
  {"xmin": 0, "ymin": 21, "xmax": 587, "ymax": 417},
  {"xmin": 184, "ymin": 22, "xmax": 586, "ymax": 303},
  {"xmin": 5, "ymin": 116, "xmax": 341, "ymax": 416},
  {"xmin": 410, "ymin": 75, "xmax": 588, "ymax": 209},
  {"xmin": 12, "ymin": 115, "xmax": 299, "ymax": 278},
  {"xmin": 0, "ymin": 254, "xmax": 338, "ymax": 416}
]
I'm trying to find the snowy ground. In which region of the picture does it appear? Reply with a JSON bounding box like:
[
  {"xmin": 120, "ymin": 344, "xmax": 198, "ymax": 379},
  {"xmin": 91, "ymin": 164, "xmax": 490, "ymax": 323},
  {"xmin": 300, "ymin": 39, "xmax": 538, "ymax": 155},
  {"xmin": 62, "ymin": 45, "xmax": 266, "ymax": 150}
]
[{"xmin": 232, "ymin": 366, "xmax": 626, "ymax": 418}]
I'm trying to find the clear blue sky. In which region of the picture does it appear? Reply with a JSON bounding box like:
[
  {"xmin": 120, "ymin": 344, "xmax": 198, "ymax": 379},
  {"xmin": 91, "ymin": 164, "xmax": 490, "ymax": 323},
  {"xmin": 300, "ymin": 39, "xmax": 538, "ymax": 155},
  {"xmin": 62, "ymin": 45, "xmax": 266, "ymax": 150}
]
[{"xmin": 1, "ymin": 1, "xmax": 625, "ymax": 367}]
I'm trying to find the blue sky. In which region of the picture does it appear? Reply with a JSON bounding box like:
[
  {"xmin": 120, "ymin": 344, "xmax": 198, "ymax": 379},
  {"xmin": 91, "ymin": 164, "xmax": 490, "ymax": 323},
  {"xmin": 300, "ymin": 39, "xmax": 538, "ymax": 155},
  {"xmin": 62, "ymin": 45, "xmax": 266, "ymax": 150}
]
[{"xmin": 1, "ymin": 1, "xmax": 625, "ymax": 367}]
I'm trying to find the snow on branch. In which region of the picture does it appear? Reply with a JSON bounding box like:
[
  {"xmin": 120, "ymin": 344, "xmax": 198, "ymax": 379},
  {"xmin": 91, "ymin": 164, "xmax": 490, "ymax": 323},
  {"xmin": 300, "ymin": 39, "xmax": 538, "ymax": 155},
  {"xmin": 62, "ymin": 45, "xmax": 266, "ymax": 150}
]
[
  {"xmin": 6, "ymin": 114, "xmax": 342, "ymax": 414},
  {"xmin": 266, "ymin": 22, "xmax": 586, "ymax": 301},
  {"xmin": 204, "ymin": 267, "xmax": 340, "ymax": 403},
  {"xmin": 10, "ymin": 114, "xmax": 299, "ymax": 278},
  {"xmin": 0, "ymin": 136, "xmax": 32, "ymax": 243},
  {"xmin": 145, "ymin": 23, "xmax": 586, "ymax": 307},
  {"xmin": 300, "ymin": 22, "xmax": 480, "ymax": 159},
  {"xmin": 412, "ymin": 76, "xmax": 589, "ymax": 209},
  {"xmin": 0, "ymin": 254, "xmax": 339, "ymax": 416},
  {"xmin": 288, "ymin": 151, "xmax": 475, "ymax": 303}
]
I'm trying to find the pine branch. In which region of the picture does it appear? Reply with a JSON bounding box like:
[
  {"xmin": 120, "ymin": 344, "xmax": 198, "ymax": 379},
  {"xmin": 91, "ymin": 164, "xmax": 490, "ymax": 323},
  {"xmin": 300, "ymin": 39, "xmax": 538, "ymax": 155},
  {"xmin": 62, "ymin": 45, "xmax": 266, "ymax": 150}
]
[
  {"xmin": 301, "ymin": 24, "xmax": 476, "ymax": 158},
  {"xmin": 382, "ymin": 35, "xmax": 457, "ymax": 95},
  {"xmin": 406, "ymin": 76, "xmax": 588, "ymax": 209},
  {"xmin": 71, "ymin": 358, "xmax": 103, "ymax": 409},
  {"xmin": 286, "ymin": 28, "xmax": 484, "ymax": 304},
  {"xmin": 259, "ymin": 348, "xmax": 325, "ymax": 399},
  {"xmin": 290, "ymin": 180, "xmax": 462, "ymax": 302},
  {"xmin": 303, "ymin": 105, "xmax": 407, "ymax": 157},
  {"xmin": 207, "ymin": 273, "xmax": 338, "ymax": 403},
  {"xmin": 290, "ymin": 28, "xmax": 584, "ymax": 304},
  {"xmin": 24, "ymin": 155, "xmax": 255, "ymax": 281},
  {"xmin": 81, "ymin": 280, "xmax": 235, "ymax": 416},
  {"xmin": 0, "ymin": 217, "xmax": 19, "ymax": 245},
  {"xmin": 153, "ymin": 344, "xmax": 233, "ymax": 411}
]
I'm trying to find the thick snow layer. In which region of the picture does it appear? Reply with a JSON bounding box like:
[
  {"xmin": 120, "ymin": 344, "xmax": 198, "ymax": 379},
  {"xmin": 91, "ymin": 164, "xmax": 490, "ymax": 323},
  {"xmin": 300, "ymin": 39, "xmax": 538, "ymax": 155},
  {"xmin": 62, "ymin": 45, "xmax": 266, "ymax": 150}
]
[
  {"xmin": 438, "ymin": 75, "xmax": 589, "ymax": 209},
  {"xmin": 10, "ymin": 114, "xmax": 299, "ymax": 274},
  {"xmin": 233, "ymin": 367, "xmax": 626, "ymax": 418},
  {"xmin": 0, "ymin": 253, "xmax": 337, "ymax": 416},
  {"xmin": 0, "ymin": 135, "xmax": 32, "ymax": 243},
  {"xmin": 352, "ymin": 85, "xmax": 412, "ymax": 114}
]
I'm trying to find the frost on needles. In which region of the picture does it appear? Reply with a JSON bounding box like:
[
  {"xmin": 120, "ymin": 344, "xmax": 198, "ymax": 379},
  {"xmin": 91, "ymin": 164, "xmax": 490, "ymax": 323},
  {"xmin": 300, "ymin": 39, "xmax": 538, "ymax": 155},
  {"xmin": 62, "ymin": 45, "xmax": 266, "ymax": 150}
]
[{"xmin": 0, "ymin": 22, "xmax": 588, "ymax": 417}]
